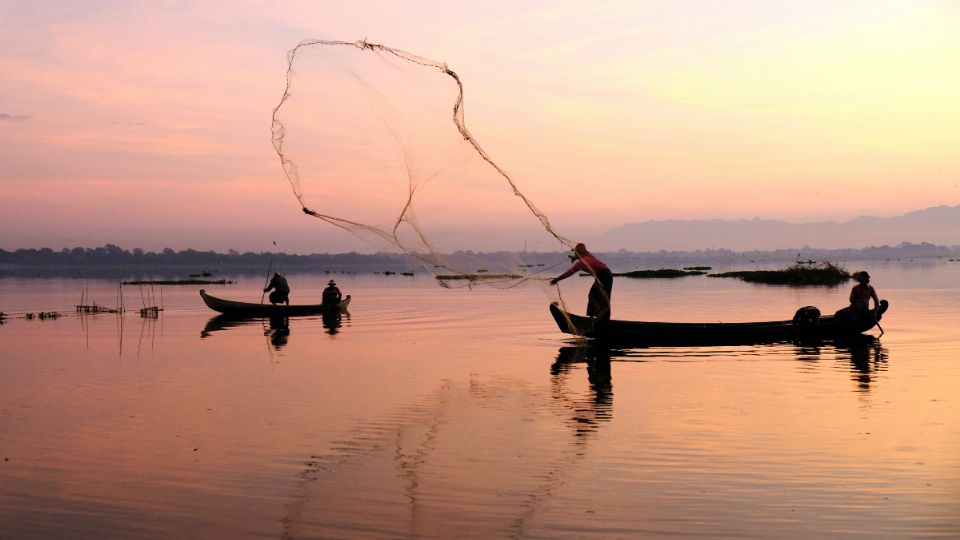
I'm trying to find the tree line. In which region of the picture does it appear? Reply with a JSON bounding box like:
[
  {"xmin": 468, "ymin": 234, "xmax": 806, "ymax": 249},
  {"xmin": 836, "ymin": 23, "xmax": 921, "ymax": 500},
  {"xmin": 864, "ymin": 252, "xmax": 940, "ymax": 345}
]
[
  {"xmin": 0, "ymin": 244, "xmax": 408, "ymax": 272},
  {"xmin": 1, "ymin": 241, "xmax": 956, "ymax": 277}
]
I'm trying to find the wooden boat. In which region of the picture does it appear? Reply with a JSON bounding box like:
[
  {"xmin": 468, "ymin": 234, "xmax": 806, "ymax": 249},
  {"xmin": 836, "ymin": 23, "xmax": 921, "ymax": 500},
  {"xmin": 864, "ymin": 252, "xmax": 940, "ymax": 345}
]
[
  {"xmin": 550, "ymin": 300, "xmax": 888, "ymax": 346},
  {"xmin": 199, "ymin": 289, "xmax": 350, "ymax": 316}
]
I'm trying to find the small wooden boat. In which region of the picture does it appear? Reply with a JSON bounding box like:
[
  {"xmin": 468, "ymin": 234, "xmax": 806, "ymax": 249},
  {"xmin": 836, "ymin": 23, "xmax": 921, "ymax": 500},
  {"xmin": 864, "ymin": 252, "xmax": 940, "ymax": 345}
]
[
  {"xmin": 550, "ymin": 300, "xmax": 888, "ymax": 346},
  {"xmin": 199, "ymin": 289, "xmax": 350, "ymax": 316}
]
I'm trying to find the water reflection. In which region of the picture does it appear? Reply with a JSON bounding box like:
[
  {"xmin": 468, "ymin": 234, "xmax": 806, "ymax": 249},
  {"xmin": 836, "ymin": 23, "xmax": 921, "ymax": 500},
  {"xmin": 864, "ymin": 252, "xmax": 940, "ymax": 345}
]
[
  {"xmin": 200, "ymin": 309, "xmax": 349, "ymax": 349},
  {"xmin": 282, "ymin": 374, "xmax": 610, "ymax": 538},
  {"xmin": 320, "ymin": 309, "xmax": 344, "ymax": 335},
  {"xmin": 552, "ymin": 346, "xmax": 614, "ymax": 436},
  {"xmin": 201, "ymin": 315, "xmax": 253, "ymax": 338},
  {"xmin": 266, "ymin": 316, "xmax": 290, "ymax": 349},
  {"xmin": 280, "ymin": 346, "xmax": 621, "ymax": 538},
  {"xmin": 836, "ymin": 336, "xmax": 889, "ymax": 392},
  {"xmin": 794, "ymin": 336, "xmax": 889, "ymax": 393},
  {"xmin": 560, "ymin": 337, "xmax": 890, "ymax": 396},
  {"xmin": 77, "ymin": 310, "xmax": 163, "ymax": 358},
  {"xmin": 135, "ymin": 314, "xmax": 161, "ymax": 358},
  {"xmin": 200, "ymin": 314, "xmax": 293, "ymax": 350}
]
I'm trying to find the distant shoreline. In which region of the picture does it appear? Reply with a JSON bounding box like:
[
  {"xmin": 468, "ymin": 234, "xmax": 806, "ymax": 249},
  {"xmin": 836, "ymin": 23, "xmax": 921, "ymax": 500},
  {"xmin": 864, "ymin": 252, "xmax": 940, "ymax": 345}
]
[{"xmin": 1, "ymin": 242, "xmax": 957, "ymax": 279}]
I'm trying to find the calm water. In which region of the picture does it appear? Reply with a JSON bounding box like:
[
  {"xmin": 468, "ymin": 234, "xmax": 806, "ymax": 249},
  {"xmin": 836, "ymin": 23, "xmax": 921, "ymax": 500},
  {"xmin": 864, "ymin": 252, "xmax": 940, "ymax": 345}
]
[{"xmin": 1, "ymin": 261, "xmax": 958, "ymax": 538}]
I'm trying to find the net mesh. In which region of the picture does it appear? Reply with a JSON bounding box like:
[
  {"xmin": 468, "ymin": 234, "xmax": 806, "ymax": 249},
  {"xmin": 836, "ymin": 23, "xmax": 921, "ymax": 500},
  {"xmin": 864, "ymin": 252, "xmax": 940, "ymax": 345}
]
[{"xmin": 270, "ymin": 39, "xmax": 574, "ymax": 288}]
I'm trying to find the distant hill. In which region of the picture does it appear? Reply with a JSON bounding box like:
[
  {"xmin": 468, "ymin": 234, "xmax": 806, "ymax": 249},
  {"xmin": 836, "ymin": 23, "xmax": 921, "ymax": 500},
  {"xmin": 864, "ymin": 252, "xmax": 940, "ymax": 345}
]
[{"xmin": 596, "ymin": 204, "xmax": 960, "ymax": 251}]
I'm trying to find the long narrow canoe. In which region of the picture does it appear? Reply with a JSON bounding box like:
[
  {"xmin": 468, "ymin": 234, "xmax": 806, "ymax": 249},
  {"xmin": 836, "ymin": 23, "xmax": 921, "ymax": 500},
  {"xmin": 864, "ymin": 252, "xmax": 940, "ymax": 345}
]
[
  {"xmin": 550, "ymin": 300, "xmax": 888, "ymax": 345},
  {"xmin": 200, "ymin": 289, "xmax": 350, "ymax": 316}
]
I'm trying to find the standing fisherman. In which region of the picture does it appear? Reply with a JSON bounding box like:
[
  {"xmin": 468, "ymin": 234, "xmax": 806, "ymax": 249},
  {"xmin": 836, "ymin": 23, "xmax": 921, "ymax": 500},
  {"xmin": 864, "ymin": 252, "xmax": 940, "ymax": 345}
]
[{"xmin": 550, "ymin": 243, "xmax": 613, "ymax": 322}]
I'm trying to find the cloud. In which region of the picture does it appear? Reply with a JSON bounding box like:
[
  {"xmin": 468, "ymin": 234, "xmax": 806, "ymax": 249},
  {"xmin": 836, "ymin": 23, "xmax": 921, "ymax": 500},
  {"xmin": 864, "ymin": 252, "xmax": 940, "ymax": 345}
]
[{"xmin": 0, "ymin": 113, "xmax": 29, "ymax": 122}]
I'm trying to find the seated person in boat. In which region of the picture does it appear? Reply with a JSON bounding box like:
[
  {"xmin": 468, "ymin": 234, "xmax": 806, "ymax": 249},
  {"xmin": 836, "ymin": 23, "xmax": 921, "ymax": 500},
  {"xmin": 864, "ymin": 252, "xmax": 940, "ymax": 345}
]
[
  {"xmin": 263, "ymin": 272, "xmax": 290, "ymax": 305},
  {"xmin": 322, "ymin": 279, "xmax": 342, "ymax": 305},
  {"xmin": 549, "ymin": 243, "xmax": 613, "ymax": 322},
  {"xmin": 849, "ymin": 271, "xmax": 880, "ymax": 313},
  {"xmin": 836, "ymin": 271, "xmax": 880, "ymax": 319}
]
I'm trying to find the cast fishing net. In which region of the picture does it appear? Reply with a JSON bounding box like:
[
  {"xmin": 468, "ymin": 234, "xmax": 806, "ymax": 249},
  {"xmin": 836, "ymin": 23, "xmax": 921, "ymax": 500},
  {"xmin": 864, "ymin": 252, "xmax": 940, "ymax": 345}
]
[{"xmin": 271, "ymin": 39, "xmax": 574, "ymax": 288}]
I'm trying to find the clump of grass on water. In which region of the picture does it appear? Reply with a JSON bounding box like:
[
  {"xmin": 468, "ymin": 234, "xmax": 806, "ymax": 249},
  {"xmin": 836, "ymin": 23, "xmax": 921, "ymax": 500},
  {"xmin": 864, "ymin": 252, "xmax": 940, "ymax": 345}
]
[
  {"xmin": 24, "ymin": 312, "xmax": 62, "ymax": 320},
  {"xmin": 122, "ymin": 278, "xmax": 232, "ymax": 285},
  {"xmin": 613, "ymin": 268, "xmax": 708, "ymax": 279},
  {"xmin": 436, "ymin": 273, "xmax": 522, "ymax": 282},
  {"xmin": 709, "ymin": 261, "xmax": 851, "ymax": 286}
]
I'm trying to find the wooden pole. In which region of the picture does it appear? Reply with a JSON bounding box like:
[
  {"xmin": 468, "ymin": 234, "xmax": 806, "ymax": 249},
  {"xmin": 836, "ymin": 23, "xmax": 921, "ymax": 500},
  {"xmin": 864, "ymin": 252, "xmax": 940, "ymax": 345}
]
[{"xmin": 260, "ymin": 257, "xmax": 274, "ymax": 305}]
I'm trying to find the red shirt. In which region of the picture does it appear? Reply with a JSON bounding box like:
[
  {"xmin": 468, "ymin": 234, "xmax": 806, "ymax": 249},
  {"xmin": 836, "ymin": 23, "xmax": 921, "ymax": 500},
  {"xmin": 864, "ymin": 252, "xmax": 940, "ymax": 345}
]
[{"xmin": 558, "ymin": 254, "xmax": 609, "ymax": 279}]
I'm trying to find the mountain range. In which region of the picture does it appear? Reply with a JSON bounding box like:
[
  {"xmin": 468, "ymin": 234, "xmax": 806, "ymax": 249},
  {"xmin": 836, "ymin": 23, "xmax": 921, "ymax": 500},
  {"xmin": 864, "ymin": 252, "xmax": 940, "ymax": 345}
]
[{"xmin": 595, "ymin": 204, "xmax": 960, "ymax": 251}]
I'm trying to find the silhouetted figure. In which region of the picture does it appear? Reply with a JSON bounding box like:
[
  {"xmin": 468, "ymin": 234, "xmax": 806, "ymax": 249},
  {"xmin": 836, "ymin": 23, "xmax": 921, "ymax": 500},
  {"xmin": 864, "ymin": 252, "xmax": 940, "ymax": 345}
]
[
  {"xmin": 550, "ymin": 243, "xmax": 613, "ymax": 322},
  {"xmin": 322, "ymin": 279, "xmax": 342, "ymax": 306},
  {"xmin": 849, "ymin": 271, "xmax": 880, "ymax": 315},
  {"xmin": 836, "ymin": 271, "xmax": 880, "ymax": 320},
  {"xmin": 263, "ymin": 272, "xmax": 290, "ymax": 305}
]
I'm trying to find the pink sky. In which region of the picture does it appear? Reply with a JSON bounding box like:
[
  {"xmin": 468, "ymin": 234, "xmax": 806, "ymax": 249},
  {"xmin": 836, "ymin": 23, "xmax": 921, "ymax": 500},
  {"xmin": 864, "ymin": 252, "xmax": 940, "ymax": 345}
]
[{"xmin": 1, "ymin": 0, "xmax": 958, "ymax": 254}]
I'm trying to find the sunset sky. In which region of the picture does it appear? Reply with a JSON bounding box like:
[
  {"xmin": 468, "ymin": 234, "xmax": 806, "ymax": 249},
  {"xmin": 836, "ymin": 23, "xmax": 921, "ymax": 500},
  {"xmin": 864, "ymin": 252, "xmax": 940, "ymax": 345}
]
[{"xmin": 1, "ymin": 0, "xmax": 958, "ymax": 254}]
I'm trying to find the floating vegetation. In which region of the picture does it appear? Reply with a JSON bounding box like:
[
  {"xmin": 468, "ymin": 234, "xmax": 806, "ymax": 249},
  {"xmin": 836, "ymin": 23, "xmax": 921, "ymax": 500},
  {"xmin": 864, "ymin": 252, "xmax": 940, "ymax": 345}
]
[
  {"xmin": 614, "ymin": 268, "xmax": 707, "ymax": 279},
  {"xmin": 709, "ymin": 261, "xmax": 851, "ymax": 286},
  {"xmin": 121, "ymin": 278, "xmax": 232, "ymax": 285},
  {"xmin": 683, "ymin": 266, "xmax": 712, "ymax": 271},
  {"xmin": 436, "ymin": 274, "xmax": 523, "ymax": 282},
  {"xmin": 25, "ymin": 312, "xmax": 61, "ymax": 320}
]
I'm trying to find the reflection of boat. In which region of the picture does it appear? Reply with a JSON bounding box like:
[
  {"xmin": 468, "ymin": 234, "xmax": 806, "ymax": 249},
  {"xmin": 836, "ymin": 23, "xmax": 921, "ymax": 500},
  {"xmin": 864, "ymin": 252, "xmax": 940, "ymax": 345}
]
[
  {"xmin": 553, "ymin": 345, "xmax": 614, "ymax": 369},
  {"xmin": 321, "ymin": 310, "xmax": 344, "ymax": 335},
  {"xmin": 201, "ymin": 314, "xmax": 266, "ymax": 337},
  {"xmin": 201, "ymin": 310, "xmax": 348, "ymax": 341},
  {"xmin": 200, "ymin": 314, "xmax": 293, "ymax": 348},
  {"xmin": 550, "ymin": 300, "xmax": 888, "ymax": 345},
  {"xmin": 830, "ymin": 335, "xmax": 888, "ymax": 393},
  {"xmin": 199, "ymin": 289, "xmax": 350, "ymax": 316}
]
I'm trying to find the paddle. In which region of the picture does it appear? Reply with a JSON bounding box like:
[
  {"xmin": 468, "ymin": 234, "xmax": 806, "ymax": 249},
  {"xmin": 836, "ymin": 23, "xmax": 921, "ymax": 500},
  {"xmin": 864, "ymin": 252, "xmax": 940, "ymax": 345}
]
[
  {"xmin": 260, "ymin": 257, "xmax": 275, "ymax": 305},
  {"xmin": 874, "ymin": 299, "xmax": 888, "ymax": 337},
  {"xmin": 260, "ymin": 241, "xmax": 280, "ymax": 305}
]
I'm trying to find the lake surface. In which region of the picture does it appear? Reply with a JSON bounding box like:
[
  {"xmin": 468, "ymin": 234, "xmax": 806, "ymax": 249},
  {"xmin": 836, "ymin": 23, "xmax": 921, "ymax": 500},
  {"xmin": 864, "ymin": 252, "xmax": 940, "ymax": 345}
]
[{"xmin": 1, "ymin": 261, "xmax": 958, "ymax": 538}]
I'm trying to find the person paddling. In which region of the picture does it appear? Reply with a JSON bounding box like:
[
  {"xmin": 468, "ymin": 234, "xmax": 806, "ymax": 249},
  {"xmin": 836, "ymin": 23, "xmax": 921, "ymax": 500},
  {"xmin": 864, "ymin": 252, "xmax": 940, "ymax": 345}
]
[
  {"xmin": 263, "ymin": 272, "xmax": 290, "ymax": 305},
  {"xmin": 848, "ymin": 271, "xmax": 880, "ymax": 316},
  {"xmin": 550, "ymin": 243, "xmax": 613, "ymax": 322}
]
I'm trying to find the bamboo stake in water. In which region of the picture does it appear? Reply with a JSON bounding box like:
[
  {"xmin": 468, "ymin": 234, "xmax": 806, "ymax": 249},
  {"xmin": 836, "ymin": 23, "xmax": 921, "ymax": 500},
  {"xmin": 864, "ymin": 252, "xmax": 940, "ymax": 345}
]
[
  {"xmin": 260, "ymin": 241, "xmax": 279, "ymax": 305},
  {"xmin": 260, "ymin": 257, "xmax": 274, "ymax": 305}
]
